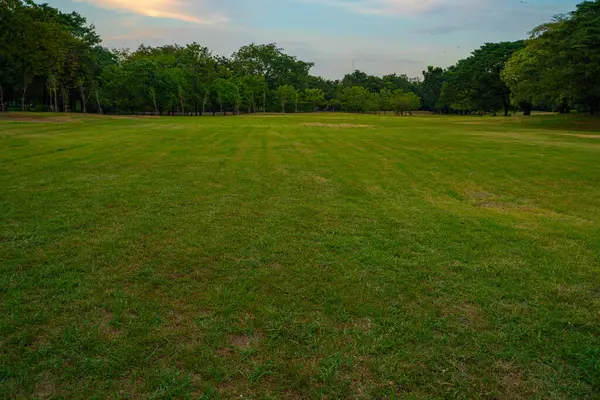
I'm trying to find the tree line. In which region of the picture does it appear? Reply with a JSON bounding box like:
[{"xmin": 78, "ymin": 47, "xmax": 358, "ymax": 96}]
[{"xmin": 1, "ymin": 0, "xmax": 599, "ymax": 116}]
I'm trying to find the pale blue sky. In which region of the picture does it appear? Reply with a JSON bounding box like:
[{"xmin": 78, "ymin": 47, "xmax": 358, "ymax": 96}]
[{"xmin": 47, "ymin": 0, "xmax": 580, "ymax": 78}]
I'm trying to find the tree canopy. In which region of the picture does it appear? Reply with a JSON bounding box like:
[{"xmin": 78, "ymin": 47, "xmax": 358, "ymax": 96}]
[{"xmin": 1, "ymin": 0, "xmax": 599, "ymax": 115}]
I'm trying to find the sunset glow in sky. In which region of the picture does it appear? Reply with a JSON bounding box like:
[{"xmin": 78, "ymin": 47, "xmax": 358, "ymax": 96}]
[{"xmin": 53, "ymin": 0, "xmax": 580, "ymax": 78}]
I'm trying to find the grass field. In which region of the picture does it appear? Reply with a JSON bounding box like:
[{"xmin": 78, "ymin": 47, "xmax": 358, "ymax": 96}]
[{"xmin": 1, "ymin": 112, "xmax": 599, "ymax": 399}]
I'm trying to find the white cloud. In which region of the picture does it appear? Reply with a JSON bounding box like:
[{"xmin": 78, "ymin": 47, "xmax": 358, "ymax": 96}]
[{"xmin": 75, "ymin": 0, "xmax": 228, "ymax": 24}]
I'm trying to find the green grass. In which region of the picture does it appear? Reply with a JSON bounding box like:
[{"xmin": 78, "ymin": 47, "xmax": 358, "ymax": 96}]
[{"xmin": 1, "ymin": 112, "xmax": 599, "ymax": 399}]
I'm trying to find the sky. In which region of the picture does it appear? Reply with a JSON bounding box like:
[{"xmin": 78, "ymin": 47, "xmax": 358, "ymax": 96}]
[{"xmin": 47, "ymin": 0, "xmax": 581, "ymax": 78}]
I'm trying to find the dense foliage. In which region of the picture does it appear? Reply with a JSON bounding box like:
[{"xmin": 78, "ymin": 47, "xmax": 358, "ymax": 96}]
[
  {"xmin": 502, "ymin": 1, "xmax": 600, "ymax": 114},
  {"xmin": 1, "ymin": 0, "xmax": 599, "ymax": 115}
]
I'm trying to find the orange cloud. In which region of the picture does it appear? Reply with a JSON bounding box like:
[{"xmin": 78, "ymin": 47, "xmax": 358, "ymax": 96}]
[{"xmin": 75, "ymin": 0, "xmax": 228, "ymax": 24}]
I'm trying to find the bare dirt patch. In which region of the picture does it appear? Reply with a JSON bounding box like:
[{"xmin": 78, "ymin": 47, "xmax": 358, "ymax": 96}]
[{"xmin": 300, "ymin": 123, "xmax": 372, "ymax": 128}]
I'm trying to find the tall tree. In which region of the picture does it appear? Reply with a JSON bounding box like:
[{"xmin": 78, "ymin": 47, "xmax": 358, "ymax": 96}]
[
  {"xmin": 421, "ymin": 66, "xmax": 445, "ymax": 111},
  {"xmin": 276, "ymin": 84, "xmax": 297, "ymax": 113},
  {"xmin": 304, "ymin": 88, "xmax": 325, "ymax": 112}
]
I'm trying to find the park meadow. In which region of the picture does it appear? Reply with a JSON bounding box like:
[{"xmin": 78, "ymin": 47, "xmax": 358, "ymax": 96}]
[
  {"xmin": 3, "ymin": 0, "xmax": 600, "ymax": 397},
  {"xmin": 1, "ymin": 112, "xmax": 599, "ymax": 398}
]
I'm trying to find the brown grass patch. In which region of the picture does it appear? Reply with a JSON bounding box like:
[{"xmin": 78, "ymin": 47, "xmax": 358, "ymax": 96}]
[
  {"xmin": 100, "ymin": 114, "xmax": 160, "ymax": 120},
  {"xmin": 495, "ymin": 360, "xmax": 526, "ymax": 394},
  {"xmin": 294, "ymin": 142, "xmax": 313, "ymax": 154},
  {"xmin": 228, "ymin": 333, "xmax": 259, "ymax": 349},
  {"xmin": 442, "ymin": 303, "xmax": 486, "ymax": 329},
  {"xmin": 456, "ymin": 121, "xmax": 489, "ymax": 125},
  {"xmin": 338, "ymin": 317, "xmax": 373, "ymax": 333},
  {"xmin": 2, "ymin": 114, "xmax": 76, "ymax": 123},
  {"xmin": 34, "ymin": 373, "xmax": 56, "ymax": 399},
  {"xmin": 464, "ymin": 190, "xmax": 555, "ymax": 217},
  {"xmin": 353, "ymin": 318, "xmax": 373, "ymax": 331},
  {"xmin": 558, "ymin": 133, "xmax": 600, "ymax": 139},
  {"xmin": 97, "ymin": 309, "xmax": 121, "ymax": 339},
  {"xmin": 300, "ymin": 123, "xmax": 372, "ymax": 128},
  {"xmin": 300, "ymin": 172, "xmax": 330, "ymax": 184}
]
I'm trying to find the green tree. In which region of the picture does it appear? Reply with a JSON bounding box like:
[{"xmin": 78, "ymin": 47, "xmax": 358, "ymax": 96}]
[
  {"xmin": 421, "ymin": 66, "xmax": 445, "ymax": 111},
  {"xmin": 502, "ymin": 3, "xmax": 600, "ymax": 114},
  {"xmin": 304, "ymin": 88, "xmax": 325, "ymax": 111},
  {"xmin": 391, "ymin": 90, "xmax": 422, "ymax": 116},
  {"xmin": 276, "ymin": 85, "xmax": 297, "ymax": 113},
  {"xmin": 441, "ymin": 42, "xmax": 523, "ymax": 115},
  {"xmin": 212, "ymin": 78, "xmax": 239, "ymax": 114},
  {"xmin": 340, "ymin": 86, "xmax": 373, "ymax": 113},
  {"xmin": 182, "ymin": 43, "xmax": 215, "ymax": 115}
]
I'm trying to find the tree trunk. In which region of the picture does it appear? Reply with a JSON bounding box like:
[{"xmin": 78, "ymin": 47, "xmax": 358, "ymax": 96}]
[
  {"xmin": 520, "ymin": 101, "xmax": 532, "ymax": 116},
  {"xmin": 0, "ymin": 75, "xmax": 4, "ymax": 112},
  {"xmin": 281, "ymin": 101, "xmax": 285, "ymax": 113},
  {"xmin": 21, "ymin": 82, "xmax": 28, "ymax": 112},
  {"xmin": 60, "ymin": 83, "xmax": 69, "ymax": 113},
  {"xmin": 48, "ymin": 85, "xmax": 54, "ymax": 112},
  {"xmin": 95, "ymin": 89, "xmax": 103, "ymax": 114},
  {"xmin": 202, "ymin": 91, "xmax": 208, "ymax": 115},
  {"xmin": 79, "ymin": 84, "xmax": 87, "ymax": 113},
  {"xmin": 263, "ymin": 90, "xmax": 266, "ymax": 112},
  {"xmin": 54, "ymin": 87, "xmax": 58, "ymax": 113}
]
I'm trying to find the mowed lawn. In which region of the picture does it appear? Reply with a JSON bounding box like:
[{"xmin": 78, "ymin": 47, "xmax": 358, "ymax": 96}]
[{"xmin": 1, "ymin": 113, "xmax": 599, "ymax": 399}]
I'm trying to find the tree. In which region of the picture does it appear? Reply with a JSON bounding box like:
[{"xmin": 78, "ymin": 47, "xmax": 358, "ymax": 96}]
[
  {"xmin": 501, "ymin": 48, "xmax": 542, "ymax": 115},
  {"xmin": 377, "ymin": 87, "xmax": 393, "ymax": 114},
  {"xmin": 391, "ymin": 90, "xmax": 421, "ymax": 116},
  {"xmin": 421, "ymin": 66, "xmax": 445, "ymax": 111},
  {"xmin": 212, "ymin": 78, "xmax": 239, "ymax": 114},
  {"xmin": 304, "ymin": 88, "xmax": 324, "ymax": 111},
  {"xmin": 502, "ymin": 3, "xmax": 600, "ymax": 114},
  {"xmin": 340, "ymin": 86, "xmax": 374, "ymax": 113},
  {"xmin": 276, "ymin": 85, "xmax": 296, "ymax": 113},
  {"xmin": 237, "ymin": 75, "xmax": 267, "ymax": 113},
  {"xmin": 232, "ymin": 43, "xmax": 313, "ymax": 91},
  {"xmin": 182, "ymin": 43, "xmax": 215, "ymax": 115},
  {"xmin": 437, "ymin": 42, "xmax": 523, "ymax": 115}
]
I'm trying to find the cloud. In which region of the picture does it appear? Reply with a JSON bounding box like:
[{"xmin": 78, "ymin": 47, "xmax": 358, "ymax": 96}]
[
  {"xmin": 298, "ymin": 0, "xmax": 444, "ymax": 15},
  {"xmin": 75, "ymin": 0, "xmax": 228, "ymax": 24},
  {"xmin": 298, "ymin": 0, "xmax": 489, "ymax": 16}
]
